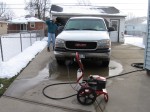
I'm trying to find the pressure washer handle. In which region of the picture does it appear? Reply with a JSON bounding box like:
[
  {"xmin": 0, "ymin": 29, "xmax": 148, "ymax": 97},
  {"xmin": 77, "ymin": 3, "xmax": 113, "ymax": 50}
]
[{"xmin": 75, "ymin": 52, "xmax": 84, "ymax": 72}]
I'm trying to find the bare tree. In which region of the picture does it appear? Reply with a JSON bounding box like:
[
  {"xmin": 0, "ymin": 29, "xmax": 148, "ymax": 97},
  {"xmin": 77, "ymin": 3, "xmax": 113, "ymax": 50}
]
[
  {"xmin": 0, "ymin": 2, "xmax": 7, "ymax": 17},
  {"xmin": 3, "ymin": 9, "xmax": 15, "ymax": 20},
  {"xmin": 25, "ymin": 0, "xmax": 50, "ymax": 20},
  {"xmin": 0, "ymin": 2, "xmax": 15, "ymax": 20},
  {"xmin": 76, "ymin": 0, "xmax": 91, "ymax": 6}
]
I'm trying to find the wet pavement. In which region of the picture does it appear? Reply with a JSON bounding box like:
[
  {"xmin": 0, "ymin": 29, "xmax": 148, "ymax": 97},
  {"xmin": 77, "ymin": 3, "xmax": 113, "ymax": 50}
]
[{"xmin": 0, "ymin": 43, "xmax": 149, "ymax": 112}]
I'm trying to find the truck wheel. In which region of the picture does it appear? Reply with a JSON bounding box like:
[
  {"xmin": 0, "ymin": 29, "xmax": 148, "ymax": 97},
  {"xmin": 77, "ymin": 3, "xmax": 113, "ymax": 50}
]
[{"xmin": 102, "ymin": 60, "xmax": 109, "ymax": 67}]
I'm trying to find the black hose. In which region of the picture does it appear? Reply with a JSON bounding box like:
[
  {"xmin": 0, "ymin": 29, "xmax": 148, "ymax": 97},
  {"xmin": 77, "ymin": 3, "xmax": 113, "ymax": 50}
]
[
  {"xmin": 106, "ymin": 69, "xmax": 144, "ymax": 79},
  {"xmin": 131, "ymin": 63, "xmax": 144, "ymax": 69},
  {"xmin": 42, "ymin": 82, "xmax": 77, "ymax": 100},
  {"xmin": 42, "ymin": 63, "xmax": 145, "ymax": 100},
  {"xmin": 107, "ymin": 63, "xmax": 145, "ymax": 79}
]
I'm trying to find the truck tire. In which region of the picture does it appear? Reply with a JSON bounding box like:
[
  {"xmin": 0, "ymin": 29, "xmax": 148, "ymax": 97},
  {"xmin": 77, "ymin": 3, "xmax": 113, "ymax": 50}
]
[
  {"xmin": 102, "ymin": 60, "xmax": 109, "ymax": 67},
  {"xmin": 56, "ymin": 59, "xmax": 64, "ymax": 65}
]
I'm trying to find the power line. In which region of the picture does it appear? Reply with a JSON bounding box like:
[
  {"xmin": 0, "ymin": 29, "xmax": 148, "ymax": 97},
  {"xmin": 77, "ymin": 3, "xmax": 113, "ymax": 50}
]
[{"xmin": 1, "ymin": 3, "xmax": 147, "ymax": 5}]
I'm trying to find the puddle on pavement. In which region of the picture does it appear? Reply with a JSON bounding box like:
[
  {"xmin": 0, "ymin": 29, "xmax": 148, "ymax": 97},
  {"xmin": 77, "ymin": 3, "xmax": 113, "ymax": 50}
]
[
  {"xmin": 49, "ymin": 60, "xmax": 123, "ymax": 82},
  {"xmin": 6, "ymin": 58, "xmax": 123, "ymax": 97},
  {"xmin": 109, "ymin": 61, "xmax": 123, "ymax": 77}
]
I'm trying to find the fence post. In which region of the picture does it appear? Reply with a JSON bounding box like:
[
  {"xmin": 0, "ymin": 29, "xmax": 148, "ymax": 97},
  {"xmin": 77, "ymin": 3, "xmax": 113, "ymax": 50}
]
[
  {"xmin": 0, "ymin": 35, "xmax": 4, "ymax": 61},
  {"xmin": 20, "ymin": 33, "xmax": 23, "ymax": 52},
  {"xmin": 30, "ymin": 31, "xmax": 32, "ymax": 45},
  {"xmin": 42, "ymin": 29, "xmax": 44, "ymax": 40},
  {"xmin": 36, "ymin": 30, "xmax": 37, "ymax": 41}
]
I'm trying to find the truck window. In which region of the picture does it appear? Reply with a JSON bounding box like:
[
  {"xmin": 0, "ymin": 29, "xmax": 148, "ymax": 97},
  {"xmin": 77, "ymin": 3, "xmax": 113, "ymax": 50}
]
[{"xmin": 64, "ymin": 19, "xmax": 107, "ymax": 31}]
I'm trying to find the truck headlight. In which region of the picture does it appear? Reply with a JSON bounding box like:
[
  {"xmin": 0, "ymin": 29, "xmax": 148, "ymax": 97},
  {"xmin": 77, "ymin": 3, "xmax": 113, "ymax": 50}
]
[
  {"xmin": 55, "ymin": 39, "xmax": 65, "ymax": 48},
  {"xmin": 97, "ymin": 39, "xmax": 111, "ymax": 49}
]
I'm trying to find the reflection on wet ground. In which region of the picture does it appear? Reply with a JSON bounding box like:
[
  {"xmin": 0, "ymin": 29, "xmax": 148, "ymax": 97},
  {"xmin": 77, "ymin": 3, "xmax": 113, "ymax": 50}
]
[
  {"xmin": 49, "ymin": 59, "xmax": 123, "ymax": 82},
  {"xmin": 6, "ymin": 58, "xmax": 123, "ymax": 97},
  {"xmin": 109, "ymin": 61, "xmax": 123, "ymax": 76}
]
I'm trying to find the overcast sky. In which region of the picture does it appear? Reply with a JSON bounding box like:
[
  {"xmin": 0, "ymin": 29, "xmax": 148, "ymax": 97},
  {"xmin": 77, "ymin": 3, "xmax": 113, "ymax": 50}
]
[{"xmin": 1, "ymin": 0, "xmax": 148, "ymax": 18}]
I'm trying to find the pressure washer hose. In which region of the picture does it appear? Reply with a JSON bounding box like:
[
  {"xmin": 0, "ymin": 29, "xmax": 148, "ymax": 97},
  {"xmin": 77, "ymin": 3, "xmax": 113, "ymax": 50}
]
[{"xmin": 42, "ymin": 62, "xmax": 145, "ymax": 100}]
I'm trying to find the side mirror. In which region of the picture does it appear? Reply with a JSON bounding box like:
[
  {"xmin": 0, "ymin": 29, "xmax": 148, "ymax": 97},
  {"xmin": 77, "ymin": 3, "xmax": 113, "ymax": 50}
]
[{"xmin": 108, "ymin": 27, "xmax": 115, "ymax": 32}]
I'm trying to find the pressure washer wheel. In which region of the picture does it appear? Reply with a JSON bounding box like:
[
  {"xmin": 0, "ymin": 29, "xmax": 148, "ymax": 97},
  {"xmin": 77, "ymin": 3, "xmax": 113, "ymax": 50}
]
[{"xmin": 77, "ymin": 87, "xmax": 97, "ymax": 105}]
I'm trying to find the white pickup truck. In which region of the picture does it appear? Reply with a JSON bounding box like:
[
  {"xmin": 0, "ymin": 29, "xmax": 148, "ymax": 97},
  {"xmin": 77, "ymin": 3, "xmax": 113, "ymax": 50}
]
[{"xmin": 54, "ymin": 17, "xmax": 114, "ymax": 67}]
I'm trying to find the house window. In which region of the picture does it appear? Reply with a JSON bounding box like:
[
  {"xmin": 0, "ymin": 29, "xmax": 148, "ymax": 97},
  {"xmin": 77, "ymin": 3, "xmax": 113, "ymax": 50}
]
[
  {"xmin": 111, "ymin": 20, "xmax": 119, "ymax": 31},
  {"xmin": 20, "ymin": 24, "xmax": 27, "ymax": 31},
  {"xmin": 30, "ymin": 22, "xmax": 35, "ymax": 28}
]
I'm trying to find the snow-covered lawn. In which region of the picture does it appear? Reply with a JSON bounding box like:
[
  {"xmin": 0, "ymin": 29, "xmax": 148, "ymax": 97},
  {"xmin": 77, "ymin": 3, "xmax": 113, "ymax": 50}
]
[
  {"xmin": 0, "ymin": 35, "xmax": 145, "ymax": 78},
  {"xmin": 0, "ymin": 33, "xmax": 41, "ymax": 61},
  {"xmin": 124, "ymin": 35, "xmax": 145, "ymax": 48},
  {"xmin": 0, "ymin": 38, "xmax": 47, "ymax": 78}
]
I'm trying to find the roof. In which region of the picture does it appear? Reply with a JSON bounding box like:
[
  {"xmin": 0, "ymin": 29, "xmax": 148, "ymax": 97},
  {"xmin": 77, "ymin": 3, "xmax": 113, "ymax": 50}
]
[
  {"xmin": 51, "ymin": 5, "xmax": 126, "ymax": 17},
  {"xmin": 8, "ymin": 17, "xmax": 44, "ymax": 24},
  {"xmin": 0, "ymin": 21, "xmax": 8, "ymax": 23}
]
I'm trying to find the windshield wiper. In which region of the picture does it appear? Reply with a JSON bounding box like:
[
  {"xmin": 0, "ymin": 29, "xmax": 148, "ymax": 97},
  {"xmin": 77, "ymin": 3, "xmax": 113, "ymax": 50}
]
[{"xmin": 65, "ymin": 28, "xmax": 80, "ymax": 30}]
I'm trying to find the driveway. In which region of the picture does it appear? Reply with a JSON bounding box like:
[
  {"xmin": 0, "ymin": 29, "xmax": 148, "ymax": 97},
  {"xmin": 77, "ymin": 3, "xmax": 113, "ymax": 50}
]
[{"xmin": 0, "ymin": 43, "xmax": 149, "ymax": 112}]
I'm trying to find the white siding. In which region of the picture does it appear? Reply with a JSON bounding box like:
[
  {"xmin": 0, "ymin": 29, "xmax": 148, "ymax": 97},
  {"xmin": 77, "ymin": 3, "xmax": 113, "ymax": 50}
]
[
  {"xmin": 0, "ymin": 22, "xmax": 7, "ymax": 35},
  {"xmin": 119, "ymin": 18, "xmax": 125, "ymax": 43},
  {"xmin": 144, "ymin": 0, "xmax": 150, "ymax": 70}
]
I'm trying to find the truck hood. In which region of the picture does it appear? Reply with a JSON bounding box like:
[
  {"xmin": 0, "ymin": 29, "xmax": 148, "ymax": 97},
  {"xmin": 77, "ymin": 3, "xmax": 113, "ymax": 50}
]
[{"xmin": 56, "ymin": 31, "xmax": 110, "ymax": 41}]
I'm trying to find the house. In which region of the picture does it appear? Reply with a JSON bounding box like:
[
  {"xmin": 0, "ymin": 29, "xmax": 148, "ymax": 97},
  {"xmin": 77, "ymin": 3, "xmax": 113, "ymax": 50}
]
[
  {"xmin": 7, "ymin": 16, "xmax": 45, "ymax": 33},
  {"xmin": 144, "ymin": 0, "xmax": 150, "ymax": 75},
  {"xmin": 50, "ymin": 5, "xmax": 126, "ymax": 43},
  {"xmin": 0, "ymin": 21, "xmax": 7, "ymax": 35},
  {"xmin": 125, "ymin": 17, "xmax": 147, "ymax": 36}
]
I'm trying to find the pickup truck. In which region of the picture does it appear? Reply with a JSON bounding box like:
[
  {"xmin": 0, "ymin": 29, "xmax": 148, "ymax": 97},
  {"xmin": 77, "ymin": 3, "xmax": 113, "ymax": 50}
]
[{"xmin": 54, "ymin": 17, "xmax": 114, "ymax": 67}]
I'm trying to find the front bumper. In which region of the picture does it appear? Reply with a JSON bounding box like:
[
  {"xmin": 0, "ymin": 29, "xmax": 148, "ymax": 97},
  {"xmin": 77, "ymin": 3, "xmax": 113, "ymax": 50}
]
[{"xmin": 54, "ymin": 50, "xmax": 110, "ymax": 61}]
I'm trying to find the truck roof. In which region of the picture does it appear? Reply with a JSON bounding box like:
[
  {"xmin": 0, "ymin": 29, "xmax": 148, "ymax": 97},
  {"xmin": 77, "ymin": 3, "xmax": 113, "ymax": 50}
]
[{"xmin": 69, "ymin": 16, "xmax": 104, "ymax": 20}]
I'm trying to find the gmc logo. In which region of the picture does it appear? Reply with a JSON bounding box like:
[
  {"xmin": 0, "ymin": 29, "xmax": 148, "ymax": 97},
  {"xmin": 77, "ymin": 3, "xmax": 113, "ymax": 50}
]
[{"xmin": 75, "ymin": 43, "xmax": 87, "ymax": 47}]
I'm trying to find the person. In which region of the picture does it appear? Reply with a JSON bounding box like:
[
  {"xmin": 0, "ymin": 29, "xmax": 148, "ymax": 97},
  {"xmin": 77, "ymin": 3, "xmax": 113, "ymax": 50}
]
[{"xmin": 45, "ymin": 18, "xmax": 58, "ymax": 52}]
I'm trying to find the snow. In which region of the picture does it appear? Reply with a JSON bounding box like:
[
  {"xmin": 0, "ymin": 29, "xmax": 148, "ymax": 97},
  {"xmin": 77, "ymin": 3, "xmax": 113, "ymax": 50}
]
[
  {"xmin": 0, "ymin": 38, "xmax": 47, "ymax": 78},
  {"xmin": 124, "ymin": 35, "xmax": 145, "ymax": 48},
  {"xmin": 8, "ymin": 17, "xmax": 44, "ymax": 24},
  {"xmin": 0, "ymin": 35, "xmax": 145, "ymax": 78},
  {"xmin": 1, "ymin": 33, "xmax": 41, "ymax": 61},
  {"xmin": 51, "ymin": 5, "xmax": 126, "ymax": 17}
]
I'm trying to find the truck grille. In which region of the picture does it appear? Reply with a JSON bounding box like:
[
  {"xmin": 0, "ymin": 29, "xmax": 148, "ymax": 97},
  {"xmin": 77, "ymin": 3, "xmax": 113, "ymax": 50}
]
[{"xmin": 65, "ymin": 41, "xmax": 97, "ymax": 50}]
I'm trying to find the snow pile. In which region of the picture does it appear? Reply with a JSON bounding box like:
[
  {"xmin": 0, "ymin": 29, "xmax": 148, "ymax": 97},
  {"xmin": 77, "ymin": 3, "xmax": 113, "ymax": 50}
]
[{"xmin": 0, "ymin": 40, "xmax": 47, "ymax": 78}]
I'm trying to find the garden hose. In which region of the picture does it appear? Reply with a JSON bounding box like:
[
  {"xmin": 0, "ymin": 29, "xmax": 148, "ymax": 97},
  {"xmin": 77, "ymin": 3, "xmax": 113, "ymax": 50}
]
[{"xmin": 42, "ymin": 62, "xmax": 145, "ymax": 100}]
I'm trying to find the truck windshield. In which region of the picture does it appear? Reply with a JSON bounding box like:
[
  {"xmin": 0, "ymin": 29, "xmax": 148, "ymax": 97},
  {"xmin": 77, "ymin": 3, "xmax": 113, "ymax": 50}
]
[{"xmin": 64, "ymin": 19, "xmax": 107, "ymax": 31}]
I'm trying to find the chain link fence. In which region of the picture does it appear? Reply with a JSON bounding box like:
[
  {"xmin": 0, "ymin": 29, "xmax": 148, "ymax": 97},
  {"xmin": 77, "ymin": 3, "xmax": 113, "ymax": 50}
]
[{"xmin": 0, "ymin": 30, "xmax": 45, "ymax": 62}]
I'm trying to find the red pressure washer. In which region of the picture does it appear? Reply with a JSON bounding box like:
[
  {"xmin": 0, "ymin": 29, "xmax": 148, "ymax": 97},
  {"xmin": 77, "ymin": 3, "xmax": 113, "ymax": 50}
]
[{"xmin": 75, "ymin": 52, "xmax": 108, "ymax": 105}]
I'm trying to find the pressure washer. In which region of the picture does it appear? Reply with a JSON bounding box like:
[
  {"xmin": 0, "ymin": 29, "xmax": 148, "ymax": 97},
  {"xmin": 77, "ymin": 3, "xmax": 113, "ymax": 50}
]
[{"xmin": 75, "ymin": 52, "xmax": 108, "ymax": 105}]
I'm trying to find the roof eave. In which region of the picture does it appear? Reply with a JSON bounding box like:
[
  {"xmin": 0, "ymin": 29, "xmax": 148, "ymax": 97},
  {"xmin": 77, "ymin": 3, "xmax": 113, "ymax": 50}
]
[{"xmin": 51, "ymin": 12, "xmax": 126, "ymax": 17}]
